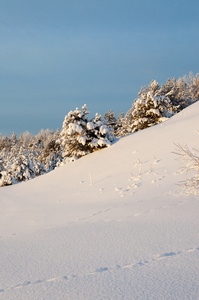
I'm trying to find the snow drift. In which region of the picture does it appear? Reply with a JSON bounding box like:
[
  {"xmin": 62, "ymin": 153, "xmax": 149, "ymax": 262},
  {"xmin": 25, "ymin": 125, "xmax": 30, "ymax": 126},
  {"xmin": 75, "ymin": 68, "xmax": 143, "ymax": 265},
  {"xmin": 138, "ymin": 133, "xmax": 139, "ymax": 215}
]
[{"xmin": 0, "ymin": 102, "xmax": 199, "ymax": 299}]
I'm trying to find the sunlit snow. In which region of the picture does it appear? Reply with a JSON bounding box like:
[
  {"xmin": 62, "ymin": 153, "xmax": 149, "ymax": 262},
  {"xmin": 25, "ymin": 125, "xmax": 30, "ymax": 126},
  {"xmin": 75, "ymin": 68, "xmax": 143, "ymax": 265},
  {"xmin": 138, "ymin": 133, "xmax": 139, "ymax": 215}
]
[{"xmin": 0, "ymin": 102, "xmax": 199, "ymax": 299}]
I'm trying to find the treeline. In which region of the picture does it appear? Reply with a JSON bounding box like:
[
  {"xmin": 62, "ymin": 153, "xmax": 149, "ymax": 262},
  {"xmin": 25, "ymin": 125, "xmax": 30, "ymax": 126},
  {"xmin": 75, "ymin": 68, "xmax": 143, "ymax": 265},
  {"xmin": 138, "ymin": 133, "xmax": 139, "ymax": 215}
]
[{"xmin": 0, "ymin": 73, "xmax": 198, "ymax": 187}]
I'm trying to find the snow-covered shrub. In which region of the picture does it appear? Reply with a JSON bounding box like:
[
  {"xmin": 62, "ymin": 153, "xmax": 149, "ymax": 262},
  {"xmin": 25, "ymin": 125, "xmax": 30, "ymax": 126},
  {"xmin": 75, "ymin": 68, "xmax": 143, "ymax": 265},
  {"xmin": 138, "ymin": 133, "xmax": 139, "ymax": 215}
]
[
  {"xmin": 60, "ymin": 105, "xmax": 114, "ymax": 160},
  {"xmin": 174, "ymin": 143, "xmax": 199, "ymax": 194}
]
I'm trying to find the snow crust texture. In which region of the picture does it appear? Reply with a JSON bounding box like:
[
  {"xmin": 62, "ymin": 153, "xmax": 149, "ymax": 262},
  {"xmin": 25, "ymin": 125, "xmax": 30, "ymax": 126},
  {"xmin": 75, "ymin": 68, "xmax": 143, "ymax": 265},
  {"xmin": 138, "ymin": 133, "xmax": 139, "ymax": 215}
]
[{"xmin": 0, "ymin": 102, "xmax": 199, "ymax": 300}]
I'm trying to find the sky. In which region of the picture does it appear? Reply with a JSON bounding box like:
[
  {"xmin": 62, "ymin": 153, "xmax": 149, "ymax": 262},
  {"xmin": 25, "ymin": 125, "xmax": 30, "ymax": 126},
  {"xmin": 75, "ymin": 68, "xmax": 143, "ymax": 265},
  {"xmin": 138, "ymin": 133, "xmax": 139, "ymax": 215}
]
[{"xmin": 1, "ymin": 0, "xmax": 199, "ymax": 136}]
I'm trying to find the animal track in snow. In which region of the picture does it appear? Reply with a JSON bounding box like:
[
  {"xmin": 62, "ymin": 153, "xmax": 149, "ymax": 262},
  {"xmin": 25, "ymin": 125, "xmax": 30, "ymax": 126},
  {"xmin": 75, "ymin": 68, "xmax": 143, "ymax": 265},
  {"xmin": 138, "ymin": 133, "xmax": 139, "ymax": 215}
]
[
  {"xmin": 15, "ymin": 281, "xmax": 31, "ymax": 288},
  {"xmin": 72, "ymin": 195, "xmax": 194, "ymax": 226},
  {"xmin": 69, "ymin": 208, "xmax": 112, "ymax": 224},
  {"xmin": 96, "ymin": 267, "xmax": 109, "ymax": 273},
  {"xmin": 112, "ymin": 155, "xmax": 164, "ymax": 197},
  {"xmin": 1, "ymin": 247, "xmax": 198, "ymax": 294},
  {"xmin": 105, "ymin": 198, "xmax": 193, "ymax": 222}
]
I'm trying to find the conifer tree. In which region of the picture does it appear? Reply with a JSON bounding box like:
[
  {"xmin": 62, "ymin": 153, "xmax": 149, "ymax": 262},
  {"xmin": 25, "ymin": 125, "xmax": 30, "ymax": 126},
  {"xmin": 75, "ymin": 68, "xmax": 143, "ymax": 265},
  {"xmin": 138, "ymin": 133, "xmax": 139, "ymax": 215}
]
[
  {"xmin": 189, "ymin": 73, "xmax": 199, "ymax": 102},
  {"xmin": 87, "ymin": 112, "xmax": 114, "ymax": 149},
  {"xmin": 159, "ymin": 74, "xmax": 197, "ymax": 111},
  {"xmin": 60, "ymin": 105, "xmax": 114, "ymax": 160},
  {"xmin": 104, "ymin": 109, "xmax": 118, "ymax": 136},
  {"xmin": 60, "ymin": 104, "xmax": 90, "ymax": 158},
  {"xmin": 116, "ymin": 110, "xmax": 132, "ymax": 137},
  {"xmin": 131, "ymin": 80, "xmax": 174, "ymax": 133}
]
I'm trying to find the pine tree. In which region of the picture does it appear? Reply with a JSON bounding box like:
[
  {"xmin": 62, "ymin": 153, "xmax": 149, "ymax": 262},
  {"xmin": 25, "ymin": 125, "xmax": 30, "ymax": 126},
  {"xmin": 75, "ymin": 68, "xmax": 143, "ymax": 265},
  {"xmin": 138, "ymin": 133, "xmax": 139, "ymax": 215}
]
[
  {"xmin": 0, "ymin": 170, "xmax": 12, "ymax": 187},
  {"xmin": 87, "ymin": 113, "xmax": 114, "ymax": 149},
  {"xmin": 0, "ymin": 152, "xmax": 13, "ymax": 187},
  {"xmin": 159, "ymin": 74, "xmax": 196, "ymax": 111},
  {"xmin": 131, "ymin": 80, "xmax": 174, "ymax": 133},
  {"xmin": 104, "ymin": 109, "xmax": 118, "ymax": 136},
  {"xmin": 60, "ymin": 104, "xmax": 90, "ymax": 158},
  {"xmin": 189, "ymin": 73, "xmax": 199, "ymax": 102},
  {"xmin": 116, "ymin": 110, "xmax": 132, "ymax": 137},
  {"xmin": 8, "ymin": 147, "xmax": 46, "ymax": 183},
  {"xmin": 60, "ymin": 105, "xmax": 114, "ymax": 160}
]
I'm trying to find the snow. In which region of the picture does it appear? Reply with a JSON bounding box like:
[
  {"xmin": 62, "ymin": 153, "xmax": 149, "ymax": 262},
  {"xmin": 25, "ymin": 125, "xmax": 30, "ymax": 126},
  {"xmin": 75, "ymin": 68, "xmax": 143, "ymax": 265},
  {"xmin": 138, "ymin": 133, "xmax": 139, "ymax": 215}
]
[
  {"xmin": 0, "ymin": 102, "xmax": 199, "ymax": 299},
  {"xmin": 100, "ymin": 125, "xmax": 108, "ymax": 135},
  {"xmin": 77, "ymin": 135, "xmax": 87, "ymax": 146},
  {"xmin": 146, "ymin": 108, "xmax": 160, "ymax": 116},
  {"xmin": 87, "ymin": 122, "xmax": 95, "ymax": 130},
  {"xmin": 68, "ymin": 123, "xmax": 83, "ymax": 134}
]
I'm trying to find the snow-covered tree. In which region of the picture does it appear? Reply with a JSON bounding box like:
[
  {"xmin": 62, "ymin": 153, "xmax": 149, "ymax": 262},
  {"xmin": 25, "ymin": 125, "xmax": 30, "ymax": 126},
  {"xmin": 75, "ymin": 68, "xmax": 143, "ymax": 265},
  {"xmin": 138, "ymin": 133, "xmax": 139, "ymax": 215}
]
[
  {"xmin": 0, "ymin": 149, "xmax": 13, "ymax": 187},
  {"xmin": 1, "ymin": 73, "xmax": 197, "ymax": 188},
  {"xmin": 189, "ymin": 73, "xmax": 199, "ymax": 102},
  {"xmin": 60, "ymin": 105, "xmax": 90, "ymax": 158},
  {"xmin": 42, "ymin": 139, "xmax": 62, "ymax": 171},
  {"xmin": 34, "ymin": 128, "xmax": 62, "ymax": 171},
  {"xmin": 159, "ymin": 74, "xmax": 197, "ymax": 111},
  {"xmin": 86, "ymin": 112, "xmax": 114, "ymax": 150},
  {"xmin": 4, "ymin": 147, "xmax": 46, "ymax": 184},
  {"xmin": 0, "ymin": 135, "xmax": 10, "ymax": 151},
  {"xmin": 131, "ymin": 80, "xmax": 175, "ymax": 133},
  {"xmin": 116, "ymin": 110, "xmax": 132, "ymax": 137},
  {"xmin": 104, "ymin": 109, "xmax": 118, "ymax": 136},
  {"xmin": 60, "ymin": 105, "xmax": 114, "ymax": 160},
  {"xmin": 0, "ymin": 156, "xmax": 4, "ymax": 172},
  {"xmin": 18, "ymin": 131, "xmax": 33, "ymax": 149},
  {"xmin": 0, "ymin": 171, "xmax": 12, "ymax": 187}
]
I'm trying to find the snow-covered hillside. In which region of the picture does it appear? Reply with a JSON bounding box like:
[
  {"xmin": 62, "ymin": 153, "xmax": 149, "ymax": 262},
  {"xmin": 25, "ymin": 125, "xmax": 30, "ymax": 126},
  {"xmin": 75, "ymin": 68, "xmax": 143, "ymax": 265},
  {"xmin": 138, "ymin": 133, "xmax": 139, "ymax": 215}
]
[{"xmin": 0, "ymin": 102, "xmax": 199, "ymax": 300}]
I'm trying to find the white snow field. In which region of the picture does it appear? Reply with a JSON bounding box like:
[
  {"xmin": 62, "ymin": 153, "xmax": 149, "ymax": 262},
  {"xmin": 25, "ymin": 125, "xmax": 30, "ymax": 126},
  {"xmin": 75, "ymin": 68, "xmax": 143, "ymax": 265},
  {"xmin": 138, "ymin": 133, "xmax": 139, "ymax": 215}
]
[{"xmin": 0, "ymin": 102, "xmax": 199, "ymax": 300}]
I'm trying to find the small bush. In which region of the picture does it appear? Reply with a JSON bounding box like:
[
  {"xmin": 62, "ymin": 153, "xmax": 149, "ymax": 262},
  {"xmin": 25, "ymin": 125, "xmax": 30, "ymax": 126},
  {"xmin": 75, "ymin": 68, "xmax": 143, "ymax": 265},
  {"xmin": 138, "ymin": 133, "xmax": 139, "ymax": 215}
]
[{"xmin": 174, "ymin": 143, "xmax": 199, "ymax": 194}]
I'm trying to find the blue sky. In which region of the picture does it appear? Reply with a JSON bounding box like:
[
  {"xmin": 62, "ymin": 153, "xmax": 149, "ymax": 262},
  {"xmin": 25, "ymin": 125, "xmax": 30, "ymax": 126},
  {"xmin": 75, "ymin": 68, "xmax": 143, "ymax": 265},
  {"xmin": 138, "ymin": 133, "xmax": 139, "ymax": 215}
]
[{"xmin": 1, "ymin": 0, "xmax": 199, "ymax": 136}]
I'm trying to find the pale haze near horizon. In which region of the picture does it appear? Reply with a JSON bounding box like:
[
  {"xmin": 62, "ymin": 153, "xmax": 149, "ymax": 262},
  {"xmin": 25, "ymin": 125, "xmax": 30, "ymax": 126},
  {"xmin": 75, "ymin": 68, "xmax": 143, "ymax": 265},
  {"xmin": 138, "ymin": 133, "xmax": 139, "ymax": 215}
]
[{"xmin": 1, "ymin": 0, "xmax": 199, "ymax": 136}]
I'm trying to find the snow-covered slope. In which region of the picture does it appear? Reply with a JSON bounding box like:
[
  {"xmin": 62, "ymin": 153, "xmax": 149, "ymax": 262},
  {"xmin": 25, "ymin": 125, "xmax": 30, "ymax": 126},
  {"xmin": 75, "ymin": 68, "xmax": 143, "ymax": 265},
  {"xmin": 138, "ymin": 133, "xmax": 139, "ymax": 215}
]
[{"xmin": 0, "ymin": 102, "xmax": 199, "ymax": 300}]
